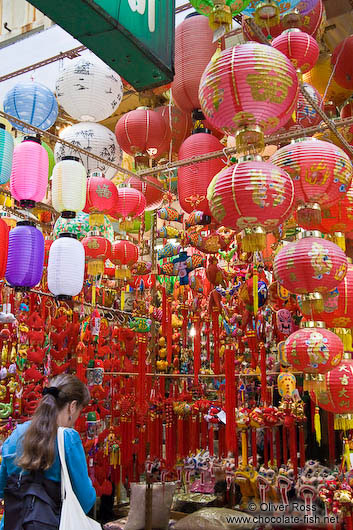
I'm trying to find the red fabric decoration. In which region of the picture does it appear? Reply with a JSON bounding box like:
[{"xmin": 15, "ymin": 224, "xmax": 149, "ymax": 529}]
[
  {"xmin": 212, "ymin": 310, "xmax": 220, "ymax": 374},
  {"xmin": 178, "ymin": 132, "xmax": 225, "ymax": 215},
  {"xmin": 44, "ymin": 238, "xmax": 53, "ymax": 268},
  {"xmin": 193, "ymin": 318, "xmax": 201, "ymax": 385},
  {"xmin": 171, "ymin": 14, "xmax": 218, "ymax": 113},
  {"xmin": 332, "ymin": 35, "xmax": 353, "ymax": 89},
  {"xmin": 115, "ymin": 108, "xmax": 169, "ymax": 160},
  {"xmin": 225, "ymin": 345, "xmax": 236, "ymax": 455},
  {"xmin": 124, "ymin": 175, "xmax": 163, "ymax": 211},
  {"xmin": 272, "ymin": 29, "xmax": 319, "ymax": 74},
  {"xmin": 260, "ymin": 342, "xmax": 267, "ymax": 404},
  {"xmin": 137, "ymin": 334, "xmax": 147, "ymax": 413}
]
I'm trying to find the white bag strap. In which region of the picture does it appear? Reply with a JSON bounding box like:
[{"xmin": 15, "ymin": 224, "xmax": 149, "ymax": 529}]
[{"xmin": 57, "ymin": 427, "xmax": 74, "ymax": 500}]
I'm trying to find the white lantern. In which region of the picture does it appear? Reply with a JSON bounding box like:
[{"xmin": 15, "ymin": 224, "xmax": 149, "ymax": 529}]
[
  {"xmin": 47, "ymin": 234, "xmax": 84, "ymax": 299},
  {"xmin": 52, "ymin": 156, "xmax": 87, "ymax": 218},
  {"xmin": 54, "ymin": 122, "xmax": 122, "ymax": 180},
  {"xmin": 55, "ymin": 56, "xmax": 123, "ymax": 122}
]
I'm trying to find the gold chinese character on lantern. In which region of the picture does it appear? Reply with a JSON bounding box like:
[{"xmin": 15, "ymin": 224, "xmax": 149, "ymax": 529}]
[
  {"xmin": 96, "ymin": 184, "xmax": 112, "ymax": 199},
  {"xmin": 87, "ymin": 240, "xmax": 99, "ymax": 249},
  {"xmin": 246, "ymin": 72, "xmax": 292, "ymax": 104},
  {"xmin": 340, "ymin": 374, "xmax": 349, "ymax": 386}
]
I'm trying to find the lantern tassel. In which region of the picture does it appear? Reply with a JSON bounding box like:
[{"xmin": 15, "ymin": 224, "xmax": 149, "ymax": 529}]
[
  {"xmin": 89, "ymin": 213, "xmax": 105, "ymax": 227},
  {"xmin": 334, "ymin": 413, "xmax": 353, "ymax": 431},
  {"xmin": 209, "ymin": 3, "xmax": 232, "ymax": 32},
  {"xmin": 333, "ymin": 232, "xmax": 346, "ymax": 251},
  {"xmin": 297, "ymin": 203, "xmax": 322, "ymax": 226},
  {"xmin": 87, "ymin": 260, "xmax": 104, "ymax": 277},
  {"xmin": 314, "ymin": 406, "xmax": 321, "ymax": 446},
  {"xmin": 343, "ymin": 437, "xmax": 351, "ymax": 472},
  {"xmin": 241, "ymin": 229, "xmax": 266, "ymax": 252}
]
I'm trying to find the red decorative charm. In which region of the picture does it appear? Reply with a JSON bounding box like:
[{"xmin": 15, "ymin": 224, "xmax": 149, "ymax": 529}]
[
  {"xmin": 272, "ymin": 29, "xmax": 319, "ymax": 74},
  {"xmin": 110, "ymin": 187, "xmax": 146, "ymax": 220},
  {"xmin": 207, "ymin": 159, "xmax": 294, "ymax": 251},
  {"xmin": 171, "ymin": 14, "xmax": 218, "ymax": 113},
  {"xmin": 82, "ymin": 234, "xmax": 112, "ymax": 276},
  {"xmin": 111, "ymin": 240, "xmax": 139, "ymax": 279},
  {"xmin": 178, "ymin": 132, "xmax": 225, "ymax": 215},
  {"xmin": 124, "ymin": 175, "xmax": 163, "ymax": 211},
  {"xmin": 84, "ymin": 170, "xmax": 118, "ymax": 226}
]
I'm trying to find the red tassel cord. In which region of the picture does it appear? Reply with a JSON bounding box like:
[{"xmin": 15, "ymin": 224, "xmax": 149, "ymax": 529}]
[
  {"xmin": 225, "ymin": 345, "xmax": 236, "ymax": 455},
  {"xmin": 183, "ymin": 418, "xmax": 190, "ymax": 457},
  {"xmin": 137, "ymin": 334, "xmax": 147, "ymax": 413},
  {"xmin": 251, "ymin": 429, "xmax": 257, "ymax": 467},
  {"xmin": 181, "ymin": 298, "xmax": 188, "ymax": 349},
  {"xmin": 193, "ymin": 317, "xmax": 201, "ymax": 386},
  {"xmin": 259, "ymin": 342, "xmax": 267, "ymax": 404},
  {"xmin": 162, "ymin": 287, "xmax": 167, "ymax": 336},
  {"xmin": 276, "ymin": 428, "xmax": 282, "ymax": 467},
  {"xmin": 299, "ymin": 425, "xmax": 305, "ymax": 469},
  {"xmin": 205, "ymin": 318, "xmax": 210, "ymax": 361},
  {"xmin": 212, "ymin": 311, "xmax": 220, "ymax": 375},
  {"xmin": 269, "ymin": 428, "xmax": 274, "ymax": 466},
  {"xmin": 218, "ymin": 426, "xmax": 226, "ymax": 458},
  {"xmin": 167, "ymin": 296, "xmax": 173, "ymax": 364},
  {"xmin": 282, "ymin": 426, "xmax": 287, "ymax": 465},
  {"xmin": 201, "ymin": 414, "xmax": 208, "ymax": 450},
  {"xmin": 209, "ymin": 425, "xmax": 214, "ymax": 456},
  {"xmin": 327, "ymin": 412, "xmax": 335, "ymax": 467},
  {"xmin": 289, "ymin": 423, "xmax": 298, "ymax": 479},
  {"xmin": 264, "ymin": 429, "xmax": 269, "ymax": 467},
  {"xmin": 177, "ymin": 417, "xmax": 184, "ymax": 458}
]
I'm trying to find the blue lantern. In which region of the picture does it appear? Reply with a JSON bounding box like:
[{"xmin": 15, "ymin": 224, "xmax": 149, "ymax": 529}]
[
  {"xmin": 0, "ymin": 124, "xmax": 13, "ymax": 185},
  {"xmin": 3, "ymin": 82, "xmax": 58, "ymax": 133}
]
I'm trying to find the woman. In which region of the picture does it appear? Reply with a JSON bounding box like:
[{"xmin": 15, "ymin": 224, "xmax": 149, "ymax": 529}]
[{"xmin": 0, "ymin": 374, "xmax": 96, "ymax": 529}]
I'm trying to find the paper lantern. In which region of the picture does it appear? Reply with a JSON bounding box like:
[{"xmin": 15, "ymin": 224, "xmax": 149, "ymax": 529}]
[
  {"xmin": 6, "ymin": 221, "xmax": 44, "ymax": 290},
  {"xmin": 111, "ymin": 240, "xmax": 139, "ymax": 279},
  {"xmin": 48, "ymin": 234, "xmax": 84, "ymax": 299},
  {"xmin": 272, "ymin": 29, "xmax": 319, "ymax": 74},
  {"xmin": 285, "ymin": 323, "xmax": 343, "ymax": 391},
  {"xmin": 10, "ymin": 137, "xmax": 48, "ymax": 208},
  {"xmin": 171, "ymin": 14, "xmax": 218, "ymax": 113},
  {"xmin": 115, "ymin": 108, "xmax": 169, "ymax": 161},
  {"xmin": 0, "ymin": 124, "xmax": 14, "ymax": 186},
  {"xmin": 331, "ymin": 36, "xmax": 353, "ymax": 90},
  {"xmin": 303, "ymin": 54, "xmax": 352, "ymax": 105},
  {"xmin": 242, "ymin": 0, "xmax": 324, "ymax": 43},
  {"xmin": 295, "ymin": 83, "xmax": 322, "ymax": 128},
  {"xmin": 84, "ymin": 170, "xmax": 118, "ymax": 226},
  {"xmin": 178, "ymin": 131, "xmax": 225, "ymax": 215},
  {"xmin": 54, "ymin": 122, "xmax": 122, "ymax": 180},
  {"xmin": 189, "ymin": 0, "xmax": 250, "ymax": 30},
  {"xmin": 110, "ymin": 187, "xmax": 146, "ymax": 219},
  {"xmin": 154, "ymin": 105, "xmax": 192, "ymax": 157},
  {"xmin": 273, "ymin": 234, "xmax": 348, "ymax": 310},
  {"xmin": 42, "ymin": 142, "xmax": 55, "ymax": 180},
  {"xmin": 0, "ymin": 218, "xmax": 8, "ymax": 278},
  {"xmin": 54, "ymin": 212, "xmax": 114, "ymax": 241},
  {"xmin": 242, "ymin": 0, "xmax": 303, "ymax": 26},
  {"xmin": 270, "ymin": 138, "xmax": 353, "ymax": 226},
  {"xmin": 52, "ymin": 156, "xmax": 87, "ymax": 218},
  {"xmin": 199, "ymin": 42, "xmax": 299, "ymax": 149},
  {"xmin": 341, "ymin": 101, "xmax": 353, "ymax": 119},
  {"xmin": 3, "ymin": 82, "xmax": 58, "ymax": 133},
  {"xmin": 82, "ymin": 233, "xmax": 112, "ymax": 276},
  {"xmin": 207, "ymin": 159, "xmax": 294, "ymax": 251},
  {"xmin": 124, "ymin": 175, "xmax": 163, "ymax": 211},
  {"xmin": 55, "ymin": 56, "xmax": 123, "ymax": 122}
]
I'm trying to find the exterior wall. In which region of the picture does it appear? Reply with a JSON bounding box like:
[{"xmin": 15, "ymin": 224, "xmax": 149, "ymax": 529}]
[{"xmin": 0, "ymin": 0, "xmax": 52, "ymax": 47}]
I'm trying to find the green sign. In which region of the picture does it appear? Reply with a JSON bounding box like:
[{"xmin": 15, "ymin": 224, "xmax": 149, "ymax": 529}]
[{"xmin": 28, "ymin": 0, "xmax": 175, "ymax": 91}]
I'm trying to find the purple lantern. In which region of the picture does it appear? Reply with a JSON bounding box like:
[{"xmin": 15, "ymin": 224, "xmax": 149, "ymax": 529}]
[{"xmin": 6, "ymin": 221, "xmax": 44, "ymax": 290}]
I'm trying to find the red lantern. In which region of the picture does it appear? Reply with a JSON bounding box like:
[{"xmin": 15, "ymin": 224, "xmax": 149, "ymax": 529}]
[
  {"xmin": 82, "ymin": 234, "xmax": 112, "ymax": 276},
  {"xmin": 111, "ymin": 240, "xmax": 139, "ymax": 279},
  {"xmin": 207, "ymin": 159, "xmax": 294, "ymax": 251},
  {"xmin": 84, "ymin": 170, "xmax": 118, "ymax": 227},
  {"xmin": 124, "ymin": 175, "xmax": 163, "ymax": 211},
  {"xmin": 341, "ymin": 101, "xmax": 353, "ymax": 119},
  {"xmin": 332, "ymin": 36, "xmax": 353, "ymax": 90},
  {"xmin": 154, "ymin": 105, "xmax": 192, "ymax": 157},
  {"xmin": 272, "ymin": 29, "xmax": 319, "ymax": 74},
  {"xmin": 270, "ymin": 138, "xmax": 353, "ymax": 226},
  {"xmin": 115, "ymin": 108, "xmax": 169, "ymax": 161},
  {"xmin": 285, "ymin": 324, "xmax": 343, "ymax": 390},
  {"xmin": 273, "ymin": 234, "xmax": 348, "ymax": 311},
  {"xmin": 295, "ymin": 83, "xmax": 322, "ymax": 128},
  {"xmin": 178, "ymin": 131, "xmax": 225, "ymax": 215},
  {"xmin": 110, "ymin": 187, "xmax": 146, "ymax": 220},
  {"xmin": 0, "ymin": 218, "xmax": 8, "ymax": 277},
  {"xmin": 171, "ymin": 13, "xmax": 218, "ymax": 113}
]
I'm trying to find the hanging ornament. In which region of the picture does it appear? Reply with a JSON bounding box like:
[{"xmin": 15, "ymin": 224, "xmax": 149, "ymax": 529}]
[
  {"xmin": 190, "ymin": 0, "xmax": 250, "ymax": 31},
  {"xmin": 271, "ymin": 29, "xmax": 319, "ymax": 75},
  {"xmin": 82, "ymin": 233, "xmax": 112, "ymax": 277},
  {"xmin": 54, "ymin": 211, "xmax": 114, "ymax": 241},
  {"xmin": 243, "ymin": 0, "xmax": 304, "ymax": 27},
  {"xmin": 0, "ymin": 124, "xmax": 14, "ymax": 186},
  {"xmin": 123, "ymin": 176, "xmax": 163, "ymax": 211},
  {"xmin": 111, "ymin": 240, "xmax": 139, "ymax": 279},
  {"xmin": 47, "ymin": 233, "xmax": 85, "ymax": 300},
  {"xmin": 84, "ymin": 170, "xmax": 118, "ymax": 227},
  {"xmin": 51, "ymin": 156, "xmax": 87, "ymax": 218},
  {"xmin": 110, "ymin": 187, "xmax": 146, "ymax": 220}
]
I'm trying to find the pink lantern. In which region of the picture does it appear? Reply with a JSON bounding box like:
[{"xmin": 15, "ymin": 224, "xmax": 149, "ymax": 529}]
[
  {"xmin": 271, "ymin": 29, "xmax": 319, "ymax": 74},
  {"xmin": 178, "ymin": 131, "xmax": 225, "ymax": 215},
  {"xmin": 110, "ymin": 187, "xmax": 146, "ymax": 219},
  {"xmin": 207, "ymin": 158, "xmax": 294, "ymax": 251},
  {"xmin": 199, "ymin": 42, "xmax": 299, "ymax": 149},
  {"xmin": 10, "ymin": 136, "xmax": 48, "ymax": 208},
  {"xmin": 295, "ymin": 83, "xmax": 322, "ymax": 128},
  {"xmin": 270, "ymin": 138, "xmax": 353, "ymax": 226}
]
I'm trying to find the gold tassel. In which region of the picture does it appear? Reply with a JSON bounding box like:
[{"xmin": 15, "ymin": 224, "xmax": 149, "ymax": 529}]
[
  {"xmin": 343, "ymin": 437, "xmax": 351, "ymax": 471},
  {"xmin": 241, "ymin": 430, "xmax": 248, "ymax": 465},
  {"xmin": 89, "ymin": 213, "xmax": 104, "ymax": 227},
  {"xmin": 332, "ymin": 328, "xmax": 353, "ymax": 351},
  {"xmin": 333, "ymin": 232, "xmax": 346, "ymax": 251},
  {"xmin": 301, "ymin": 294, "xmax": 324, "ymax": 314},
  {"xmin": 241, "ymin": 230, "xmax": 266, "ymax": 252},
  {"xmin": 314, "ymin": 406, "xmax": 321, "ymax": 446},
  {"xmin": 92, "ymin": 282, "xmax": 96, "ymax": 307},
  {"xmin": 209, "ymin": 2, "xmax": 232, "ymax": 31},
  {"xmin": 334, "ymin": 414, "xmax": 353, "ymax": 431},
  {"xmin": 87, "ymin": 260, "xmax": 104, "ymax": 277}
]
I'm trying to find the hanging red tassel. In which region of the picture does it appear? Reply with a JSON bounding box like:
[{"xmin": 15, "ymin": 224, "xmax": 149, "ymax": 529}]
[
  {"xmin": 167, "ymin": 296, "xmax": 173, "ymax": 364},
  {"xmin": 264, "ymin": 428, "xmax": 269, "ymax": 467},
  {"xmin": 212, "ymin": 311, "xmax": 220, "ymax": 374},
  {"xmin": 162, "ymin": 286, "xmax": 167, "ymax": 336},
  {"xmin": 289, "ymin": 423, "xmax": 298, "ymax": 478},
  {"xmin": 137, "ymin": 334, "xmax": 147, "ymax": 413},
  {"xmin": 209, "ymin": 424, "xmax": 214, "ymax": 456},
  {"xmin": 251, "ymin": 429, "xmax": 257, "ymax": 467},
  {"xmin": 225, "ymin": 344, "xmax": 236, "ymax": 455},
  {"xmin": 327, "ymin": 412, "xmax": 335, "ymax": 467},
  {"xmin": 269, "ymin": 428, "xmax": 274, "ymax": 466},
  {"xmin": 181, "ymin": 298, "xmax": 188, "ymax": 349},
  {"xmin": 276, "ymin": 428, "xmax": 282, "ymax": 467},
  {"xmin": 205, "ymin": 317, "xmax": 210, "ymax": 361},
  {"xmin": 259, "ymin": 342, "xmax": 267, "ymax": 404},
  {"xmin": 201, "ymin": 413, "xmax": 208, "ymax": 449},
  {"xmin": 282, "ymin": 426, "xmax": 287, "ymax": 465},
  {"xmin": 193, "ymin": 317, "xmax": 201, "ymax": 385},
  {"xmin": 177, "ymin": 417, "xmax": 184, "ymax": 458},
  {"xmin": 218, "ymin": 426, "xmax": 226, "ymax": 458},
  {"xmin": 299, "ymin": 425, "xmax": 305, "ymax": 468}
]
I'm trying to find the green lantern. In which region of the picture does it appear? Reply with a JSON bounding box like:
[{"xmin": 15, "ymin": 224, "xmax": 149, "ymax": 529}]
[
  {"xmin": 189, "ymin": 0, "xmax": 251, "ymax": 30},
  {"xmin": 42, "ymin": 141, "xmax": 55, "ymax": 179}
]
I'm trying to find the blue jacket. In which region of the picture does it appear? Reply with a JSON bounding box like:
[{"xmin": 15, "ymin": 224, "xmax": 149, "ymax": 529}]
[{"xmin": 0, "ymin": 422, "xmax": 96, "ymax": 528}]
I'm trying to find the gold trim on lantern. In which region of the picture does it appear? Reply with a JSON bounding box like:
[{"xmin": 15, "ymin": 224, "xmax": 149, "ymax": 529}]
[
  {"xmin": 254, "ymin": 0, "xmax": 280, "ymax": 27},
  {"xmin": 241, "ymin": 227, "xmax": 266, "ymax": 252},
  {"xmin": 300, "ymin": 320, "xmax": 326, "ymax": 329},
  {"xmin": 238, "ymin": 154, "xmax": 263, "ymax": 163},
  {"xmin": 297, "ymin": 228, "xmax": 322, "ymax": 239},
  {"xmin": 235, "ymin": 126, "xmax": 264, "ymax": 152},
  {"xmin": 301, "ymin": 293, "xmax": 324, "ymax": 313},
  {"xmin": 297, "ymin": 202, "xmax": 322, "ymax": 226},
  {"xmin": 209, "ymin": 0, "xmax": 232, "ymax": 31},
  {"xmin": 89, "ymin": 213, "xmax": 105, "ymax": 227},
  {"xmin": 303, "ymin": 373, "xmax": 326, "ymax": 393},
  {"xmin": 282, "ymin": 9, "xmax": 302, "ymax": 28}
]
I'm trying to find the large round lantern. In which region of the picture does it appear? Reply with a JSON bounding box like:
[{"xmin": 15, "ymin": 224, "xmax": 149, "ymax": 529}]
[
  {"xmin": 124, "ymin": 175, "xmax": 163, "ymax": 211},
  {"xmin": 110, "ymin": 187, "xmax": 146, "ymax": 219},
  {"xmin": 10, "ymin": 137, "xmax": 48, "ymax": 208},
  {"xmin": 285, "ymin": 322, "xmax": 343, "ymax": 391},
  {"xmin": 154, "ymin": 105, "xmax": 192, "ymax": 158},
  {"xmin": 272, "ymin": 29, "xmax": 319, "ymax": 74},
  {"xmin": 273, "ymin": 234, "xmax": 348, "ymax": 311},
  {"xmin": 55, "ymin": 56, "xmax": 123, "ymax": 122},
  {"xmin": 0, "ymin": 218, "xmax": 8, "ymax": 278},
  {"xmin": 84, "ymin": 170, "xmax": 118, "ymax": 226},
  {"xmin": 178, "ymin": 131, "xmax": 225, "ymax": 215},
  {"xmin": 242, "ymin": 0, "xmax": 304, "ymax": 27},
  {"xmin": 47, "ymin": 234, "xmax": 84, "ymax": 299},
  {"xmin": 0, "ymin": 124, "xmax": 13, "ymax": 185},
  {"xmin": 242, "ymin": 0, "xmax": 324, "ymax": 43},
  {"xmin": 270, "ymin": 138, "xmax": 353, "ymax": 226},
  {"xmin": 54, "ymin": 122, "xmax": 122, "ymax": 180},
  {"xmin": 82, "ymin": 233, "xmax": 112, "ymax": 276},
  {"xmin": 189, "ymin": 1, "xmax": 250, "ymax": 30},
  {"xmin": 295, "ymin": 84, "xmax": 322, "ymax": 128},
  {"xmin": 171, "ymin": 14, "xmax": 218, "ymax": 114},
  {"xmin": 3, "ymin": 82, "xmax": 58, "ymax": 133},
  {"xmin": 6, "ymin": 221, "xmax": 44, "ymax": 290},
  {"xmin": 207, "ymin": 158, "xmax": 294, "ymax": 251},
  {"xmin": 199, "ymin": 42, "xmax": 299, "ymax": 150},
  {"xmin": 115, "ymin": 108, "xmax": 169, "ymax": 162},
  {"xmin": 303, "ymin": 54, "xmax": 353, "ymax": 105},
  {"xmin": 331, "ymin": 36, "xmax": 353, "ymax": 90},
  {"xmin": 111, "ymin": 240, "xmax": 139, "ymax": 279},
  {"xmin": 52, "ymin": 156, "xmax": 87, "ymax": 218}
]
